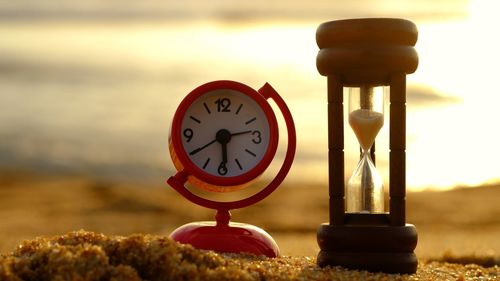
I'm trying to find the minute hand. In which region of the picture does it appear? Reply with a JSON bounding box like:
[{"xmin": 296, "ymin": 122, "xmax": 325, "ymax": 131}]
[
  {"xmin": 189, "ymin": 139, "xmax": 217, "ymax": 155},
  {"xmin": 189, "ymin": 130, "xmax": 251, "ymax": 156},
  {"xmin": 230, "ymin": 130, "xmax": 252, "ymax": 137}
]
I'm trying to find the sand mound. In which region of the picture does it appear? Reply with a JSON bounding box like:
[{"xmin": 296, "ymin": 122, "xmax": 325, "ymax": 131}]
[{"xmin": 0, "ymin": 231, "xmax": 498, "ymax": 281}]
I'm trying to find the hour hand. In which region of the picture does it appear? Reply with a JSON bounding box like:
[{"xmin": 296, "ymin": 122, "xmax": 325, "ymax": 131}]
[
  {"xmin": 221, "ymin": 142, "xmax": 228, "ymax": 164},
  {"xmin": 215, "ymin": 129, "xmax": 231, "ymax": 164}
]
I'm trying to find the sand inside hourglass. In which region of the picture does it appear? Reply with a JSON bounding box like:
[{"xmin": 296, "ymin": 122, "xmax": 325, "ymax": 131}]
[
  {"xmin": 347, "ymin": 108, "xmax": 385, "ymax": 213},
  {"xmin": 349, "ymin": 109, "xmax": 384, "ymax": 150}
]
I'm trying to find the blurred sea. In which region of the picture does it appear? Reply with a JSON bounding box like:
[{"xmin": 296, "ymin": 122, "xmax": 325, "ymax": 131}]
[
  {"xmin": 0, "ymin": 19, "xmax": 450, "ymax": 187},
  {"xmin": 1, "ymin": 1, "xmax": 499, "ymax": 190},
  {"xmin": 0, "ymin": 19, "xmax": 323, "ymax": 183}
]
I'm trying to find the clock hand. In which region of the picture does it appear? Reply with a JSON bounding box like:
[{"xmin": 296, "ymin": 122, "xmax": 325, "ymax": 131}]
[
  {"xmin": 215, "ymin": 129, "xmax": 231, "ymax": 164},
  {"xmin": 221, "ymin": 142, "xmax": 228, "ymax": 164},
  {"xmin": 230, "ymin": 130, "xmax": 252, "ymax": 137},
  {"xmin": 189, "ymin": 138, "xmax": 217, "ymax": 155},
  {"xmin": 190, "ymin": 129, "xmax": 247, "ymax": 158}
]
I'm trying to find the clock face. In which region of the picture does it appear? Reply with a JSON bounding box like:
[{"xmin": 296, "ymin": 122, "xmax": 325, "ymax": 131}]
[
  {"xmin": 180, "ymin": 89, "xmax": 273, "ymax": 180},
  {"xmin": 170, "ymin": 81, "xmax": 279, "ymax": 189},
  {"xmin": 168, "ymin": 81, "xmax": 295, "ymax": 208}
]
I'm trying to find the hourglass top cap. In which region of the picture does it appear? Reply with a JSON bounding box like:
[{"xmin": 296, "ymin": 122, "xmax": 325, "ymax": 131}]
[
  {"xmin": 316, "ymin": 18, "xmax": 418, "ymax": 84},
  {"xmin": 317, "ymin": 18, "xmax": 417, "ymax": 48}
]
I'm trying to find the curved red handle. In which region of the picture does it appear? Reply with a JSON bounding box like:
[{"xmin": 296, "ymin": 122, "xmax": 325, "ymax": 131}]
[{"xmin": 167, "ymin": 82, "xmax": 296, "ymax": 211}]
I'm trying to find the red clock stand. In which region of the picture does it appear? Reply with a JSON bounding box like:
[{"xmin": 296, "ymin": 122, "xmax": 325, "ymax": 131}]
[{"xmin": 167, "ymin": 83, "xmax": 296, "ymax": 257}]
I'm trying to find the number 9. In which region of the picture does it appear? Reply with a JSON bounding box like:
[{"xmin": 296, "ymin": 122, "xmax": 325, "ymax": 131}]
[{"xmin": 183, "ymin": 128, "xmax": 193, "ymax": 142}]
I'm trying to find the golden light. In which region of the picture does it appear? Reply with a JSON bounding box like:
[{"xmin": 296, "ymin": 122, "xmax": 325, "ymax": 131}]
[
  {"xmin": 404, "ymin": 1, "xmax": 500, "ymax": 190},
  {"xmin": 2, "ymin": 6, "xmax": 499, "ymax": 191}
]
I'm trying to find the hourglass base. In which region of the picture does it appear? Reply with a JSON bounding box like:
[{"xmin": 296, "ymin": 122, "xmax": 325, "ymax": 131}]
[{"xmin": 317, "ymin": 223, "xmax": 418, "ymax": 274}]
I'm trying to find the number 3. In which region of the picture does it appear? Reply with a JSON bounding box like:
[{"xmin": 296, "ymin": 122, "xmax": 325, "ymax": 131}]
[{"xmin": 252, "ymin": 130, "xmax": 262, "ymax": 144}]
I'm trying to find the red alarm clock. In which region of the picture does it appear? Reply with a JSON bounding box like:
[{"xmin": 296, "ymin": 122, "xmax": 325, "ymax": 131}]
[
  {"xmin": 169, "ymin": 80, "xmax": 279, "ymax": 192},
  {"xmin": 167, "ymin": 80, "xmax": 296, "ymax": 257}
]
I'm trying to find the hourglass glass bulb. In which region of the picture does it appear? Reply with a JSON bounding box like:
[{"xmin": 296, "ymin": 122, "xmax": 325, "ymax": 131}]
[{"xmin": 346, "ymin": 86, "xmax": 385, "ymax": 213}]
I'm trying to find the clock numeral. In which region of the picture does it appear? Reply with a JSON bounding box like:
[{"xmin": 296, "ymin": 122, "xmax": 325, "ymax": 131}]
[
  {"xmin": 218, "ymin": 162, "xmax": 228, "ymax": 175},
  {"xmin": 183, "ymin": 128, "xmax": 193, "ymax": 142},
  {"xmin": 215, "ymin": 98, "xmax": 231, "ymax": 112},
  {"xmin": 252, "ymin": 130, "xmax": 262, "ymax": 144}
]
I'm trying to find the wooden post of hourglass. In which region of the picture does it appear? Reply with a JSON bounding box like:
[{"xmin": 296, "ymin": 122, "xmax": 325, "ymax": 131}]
[
  {"xmin": 316, "ymin": 18, "xmax": 419, "ymax": 274},
  {"xmin": 327, "ymin": 75, "xmax": 345, "ymax": 226},
  {"xmin": 390, "ymin": 73, "xmax": 406, "ymax": 226}
]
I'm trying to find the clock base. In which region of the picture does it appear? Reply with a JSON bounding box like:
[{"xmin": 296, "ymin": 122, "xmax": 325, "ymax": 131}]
[{"xmin": 170, "ymin": 210, "xmax": 279, "ymax": 257}]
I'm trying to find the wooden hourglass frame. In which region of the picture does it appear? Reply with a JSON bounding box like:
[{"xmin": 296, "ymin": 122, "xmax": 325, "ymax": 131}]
[{"xmin": 315, "ymin": 18, "xmax": 419, "ymax": 274}]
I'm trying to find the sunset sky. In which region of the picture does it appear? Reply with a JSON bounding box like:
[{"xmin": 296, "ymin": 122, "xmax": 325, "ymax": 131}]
[{"xmin": 0, "ymin": 0, "xmax": 499, "ymax": 191}]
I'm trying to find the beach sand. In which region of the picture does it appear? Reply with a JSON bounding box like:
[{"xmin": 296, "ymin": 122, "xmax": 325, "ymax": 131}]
[
  {"xmin": 0, "ymin": 170, "xmax": 498, "ymax": 280},
  {"xmin": 0, "ymin": 230, "xmax": 498, "ymax": 281}
]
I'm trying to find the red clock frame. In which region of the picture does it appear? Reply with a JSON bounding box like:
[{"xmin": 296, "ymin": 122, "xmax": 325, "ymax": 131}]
[
  {"xmin": 169, "ymin": 80, "xmax": 279, "ymax": 188},
  {"xmin": 167, "ymin": 80, "xmax": 296, "ymax": 211}
]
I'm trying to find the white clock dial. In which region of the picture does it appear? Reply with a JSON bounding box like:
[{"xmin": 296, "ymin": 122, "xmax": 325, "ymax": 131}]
[{"xmin": 180, "ymin": 89, "xmax": 270, "ymax": 177}]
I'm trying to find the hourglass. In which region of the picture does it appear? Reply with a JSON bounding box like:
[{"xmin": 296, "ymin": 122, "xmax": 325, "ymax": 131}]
[
  {"xmin": 315, "ymin": 18, "xmax": 419, "ymax": 274},
  {"xmin": 347, "ymin": 87, "xmax": 385, "ymax": 213}
]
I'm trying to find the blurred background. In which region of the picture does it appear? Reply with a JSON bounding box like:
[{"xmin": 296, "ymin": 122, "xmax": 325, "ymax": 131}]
[
  {"xmin": 0, "ymin": 0, "xmax": 499, "ymax": 259},
  {"xmin": 1, "ymin": 0, "xmax": 499, "ymax": 190}
]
